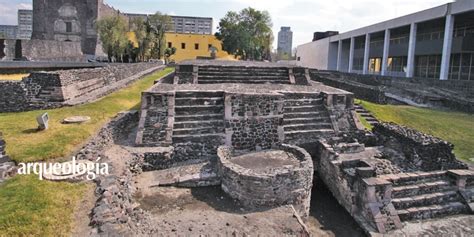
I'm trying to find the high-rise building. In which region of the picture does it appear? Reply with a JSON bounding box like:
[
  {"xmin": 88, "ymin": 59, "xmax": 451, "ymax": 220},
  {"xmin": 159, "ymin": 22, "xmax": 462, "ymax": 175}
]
[
  {"xmin": 17, "ymin": 9, "xmax": 33, "ymax": 40},
  {"xmin": 126, "ymin": 14, "xmax": 213, "ymax": 35},
  {"xmin": 0, "ymin": 25, "xmax": 17, "ymax": 39},
  {"xmin": 277, "ymin": 27, "xmax": 293, "ymax": 57}
]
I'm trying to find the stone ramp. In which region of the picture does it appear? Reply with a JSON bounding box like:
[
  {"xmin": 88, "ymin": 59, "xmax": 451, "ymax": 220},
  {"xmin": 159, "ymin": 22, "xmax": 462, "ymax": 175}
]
[{"xmin": 136, "ymin": 162, "xmax": 220, "ymax": 188}]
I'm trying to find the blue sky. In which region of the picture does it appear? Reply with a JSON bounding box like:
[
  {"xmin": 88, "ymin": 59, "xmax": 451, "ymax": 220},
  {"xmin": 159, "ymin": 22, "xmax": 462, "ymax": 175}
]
[{"xmin": 0, "ymin": 0, "xmax": 453, "ymax": 49}]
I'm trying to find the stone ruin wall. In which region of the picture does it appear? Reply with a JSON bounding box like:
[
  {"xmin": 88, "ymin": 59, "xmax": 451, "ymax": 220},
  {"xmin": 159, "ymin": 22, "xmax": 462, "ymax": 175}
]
[
  {"xmin": 224, "ymin": 93, "xmax": 284, "ymax": 150},
  {"xmin": 310, "ymin": 70, "xmax": 474, "ymax": 113},
  {"xmin": 1, "ymin": 39, "xmax": 84, "ymax": 62},
  {"xmin": 0, "ymin": 63, "xmax": 164, "ymax": 113},
  {"xmin": 217, "ymin": 144, "xmax": 314, "ymax": 218},
  {"xmin": 373, "ymin": 123, "xmax": 468, "ymax": 171}
]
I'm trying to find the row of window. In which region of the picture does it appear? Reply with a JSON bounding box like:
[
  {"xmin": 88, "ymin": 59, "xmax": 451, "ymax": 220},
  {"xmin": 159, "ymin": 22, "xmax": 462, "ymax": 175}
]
[
  {"xmin": 168, "ymin": 42, "xmax": 214, "ymax": 50},
  {"xmin": 349, "ymin": 54, "xmax": 473, "ymax": 80}
]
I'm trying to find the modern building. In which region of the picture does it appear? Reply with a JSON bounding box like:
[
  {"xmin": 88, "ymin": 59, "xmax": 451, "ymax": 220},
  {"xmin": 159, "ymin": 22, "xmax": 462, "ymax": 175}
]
[
  {"xmin": 0, "ymin": 25, "xmax": 17, "ymax": 39},
  {"xmin": 296, "ymin": 0, "xmax": 474, "ymax": 81},
  {"xmin": 278, "ymin": 27, "xmax": 293, "ymax": 57},
  {"xmin": 17, "ymin": 9, "xmax": 33, "ymax": 40},
  {"xmin": 126, "ymin": 13, "xmax": 213, "ymax": 35}
]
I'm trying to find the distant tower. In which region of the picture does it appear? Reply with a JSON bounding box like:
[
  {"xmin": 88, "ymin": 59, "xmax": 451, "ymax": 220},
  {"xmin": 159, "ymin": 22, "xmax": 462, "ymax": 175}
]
[{"xmin": 277, "ymin": 26, "xmax": 293, "ymax": 59}]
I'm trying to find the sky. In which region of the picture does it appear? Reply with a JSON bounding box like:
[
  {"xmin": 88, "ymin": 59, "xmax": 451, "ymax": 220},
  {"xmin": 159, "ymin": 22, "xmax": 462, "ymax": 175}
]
[{"xmin": 0, "ymin": 0, "xmax": 454, "ymax": 49}]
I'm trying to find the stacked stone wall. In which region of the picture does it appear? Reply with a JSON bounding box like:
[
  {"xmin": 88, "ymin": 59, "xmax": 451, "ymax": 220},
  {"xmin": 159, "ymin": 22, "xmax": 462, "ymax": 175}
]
[
  {"xmin": 217, "ymin": 144, "xmax": 313, "ymax": 218},
  {"xmin": 374, "ymin": 123, "xmax": 467, "ymax": 171},
  {"xmin": 225, "ymin": 93, "xmax": 284, "ymax": 150},
  {"xmin": 3, "ymin": 39, "xmax": 84, "ymax": 62},
  {"xmin": 0, "ymin": 63, "xmax": 164, "ymax": 112}
]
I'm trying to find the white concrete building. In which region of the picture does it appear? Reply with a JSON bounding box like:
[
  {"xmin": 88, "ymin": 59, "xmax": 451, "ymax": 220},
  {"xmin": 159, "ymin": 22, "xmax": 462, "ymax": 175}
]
[{"xmin": 296, "ymin": 0, "xmax": 474, "ymax": 81}]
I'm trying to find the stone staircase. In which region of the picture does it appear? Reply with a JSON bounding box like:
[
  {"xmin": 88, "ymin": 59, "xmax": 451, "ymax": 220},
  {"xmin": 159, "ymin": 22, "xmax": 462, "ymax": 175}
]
[
  {"xmin": 197, "ymin": 66, "xmax": 291, "ymax": 84},
  {"xmin": 283, "ymin": 94, "xmax": 334, "ymax": 143},
  {"xmin": 387, "ymin": 171, "xmax": 470, "ymax": 222},
  {"xmin": 354, "ymin": 104, "xmax": 379, "ymax": 126},
  {"xmin": 172, "ymin": 91, "xmax": 226, "ymax": 160}
]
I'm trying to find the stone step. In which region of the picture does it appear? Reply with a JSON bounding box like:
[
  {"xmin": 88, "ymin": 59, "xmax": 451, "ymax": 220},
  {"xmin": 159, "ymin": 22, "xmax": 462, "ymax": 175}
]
[
  {"xmin": 283, "ymin": 117, "xmax": 330, "ymax": 125},
  {"xmin": 283, "ymin": 123, "xmax": 333, "ymax": 132},
  {"xmin": 175, "ymin": 105, "xmax": 224, "ymax": 115},
  {"xmin": 198, "ymin": 75, "xmax": 288, "ymax": 80},
  {"xmin": 392, "ymin": 191, "xmax": 461, "ymax": 210},
  {"xmin": 392, "ymin": 180, "xmax": 455, "ymax": 198},
  {"xmin": 174, "ymin": 113, "xmax": 223, "ymax": 122},
  {"xmin": 284, "ymin": 105, "xmax": 325, "ymax": 113},
  {"xmin": 175, "ymin": 91, "xmax": 224, "ymax": 98},
  {"xmin": 397, "ymin": 202, "xmax": 469, "ymax": 222},
  {"xmin": 175, "ymin": 97, "xmax": 224, "ymax": 106},
  {"xmin": 364, "ymin": 117, "xmax": 378, "ymax": 122},
  {"xmin": 284, "ymin": 129, "xmax": 334, "ymax": 138},
  {"xmin": 198, "ymin": 66, "xmax": 288, "ymax": 73},
  {"xmin": 198, "ymin": 80, "xmax": 290, "ymax": 84},
  {"xmin": 284, "ymin": 98, "xmax": 323, "ymax": 106},
  {"xmin": 284, "ymin": 111, "xmax": 328, "ymax": 119},
  {"xmin": 172, "ymin": 133, "xmax": 225, "ymax": 143},
  {"xmin": 198, "ymin": 71, "xmax": 289, "ymax": 77},
  {"xmin": 174, "ymin": 120, "xmax": 224, "ymax": 129},
  {"xmin": 173, "ymin": 127, "xmax": 224, "ymax": 136},
  {"xmin": 387, "ymin": 171, "xmax": 448, "ymax": 187}
]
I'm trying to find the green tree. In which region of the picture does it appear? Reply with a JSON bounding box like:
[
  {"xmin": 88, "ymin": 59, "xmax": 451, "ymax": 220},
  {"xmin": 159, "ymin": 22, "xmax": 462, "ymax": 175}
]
[
  {"xmin": 129, "ymin": 12, "xmax": 173, "ymax": 61},
  {"xmin": 164, "ymin": 47, "xmax": 177, "ymax": 64},
  {"xmin": 215, "ymin": 7, "xmax": 273, "ymax": 61},
  {"xmin": 96, "ymin": 15, "xmax": 129, "ymax": 62},
  {"xmin": 147, "ymin": 12, "xmax": 173, "ymax": 59}
]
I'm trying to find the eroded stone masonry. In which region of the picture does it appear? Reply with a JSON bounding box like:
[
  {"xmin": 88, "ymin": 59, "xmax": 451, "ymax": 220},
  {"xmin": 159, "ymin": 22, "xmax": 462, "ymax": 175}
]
[
  {"xmin": 0, "ymin": 63, "xmax": 164, "ymax": 112},
  {"xmin": 130, "ymin": 60, "xmax": 472, "ymax": 235}
]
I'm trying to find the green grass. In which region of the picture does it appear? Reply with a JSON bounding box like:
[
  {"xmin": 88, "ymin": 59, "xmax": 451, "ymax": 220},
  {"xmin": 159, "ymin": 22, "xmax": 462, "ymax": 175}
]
[
  {"xmin": 357, "ymin": 99, "xmax": 474, "ymax": 162},
  {"xmin": 0, "ymin": 68, "xmax": 173, "ymax": 237},
  {"xmin": 0, "ymin": 175, "xmax": 90, "ymax": 237},
  {"xmin": 0, "ymin": 68, "xmax": 173, "ymax": 163}
]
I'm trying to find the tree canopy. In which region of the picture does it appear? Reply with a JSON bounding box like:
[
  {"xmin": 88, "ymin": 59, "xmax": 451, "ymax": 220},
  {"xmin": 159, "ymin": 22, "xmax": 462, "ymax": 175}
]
[
  {"xmin": 96, "ymin": 12, "xmax": 174, "ymax": 62},
  {"xmin": 215, "ymin": 7, "xmax": 273, "ymax": 61}
]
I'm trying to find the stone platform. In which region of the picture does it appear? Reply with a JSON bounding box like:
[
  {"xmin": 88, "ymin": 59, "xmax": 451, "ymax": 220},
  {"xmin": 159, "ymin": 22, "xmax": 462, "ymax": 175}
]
[{"xmin": 136, "ymin": 60, "xmax": 357, "ymax": 169}]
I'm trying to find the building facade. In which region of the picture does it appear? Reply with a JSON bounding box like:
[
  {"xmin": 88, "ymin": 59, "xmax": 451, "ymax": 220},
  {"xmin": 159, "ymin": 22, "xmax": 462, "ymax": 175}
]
[
  {"xmin": 296, "ymin": 0, "xmax": 474, "ymax": 81},
  {"xmin": 278, "ymin": 27, "xmax": 293, "ymax": 57},
  {"xmin": 126, "ymin": 13, "xmax": 213, "ymax": 35},
  {"xmin": 17, "ymin": 9, "xmax": 33, "ymax": 40},
  {"xmin": 31, "ymin": 0, "xmax": 120, "ymax": 55},
  {"xmin": 0, "ymin": 25, "xmax": 17, "ymax": 39}
]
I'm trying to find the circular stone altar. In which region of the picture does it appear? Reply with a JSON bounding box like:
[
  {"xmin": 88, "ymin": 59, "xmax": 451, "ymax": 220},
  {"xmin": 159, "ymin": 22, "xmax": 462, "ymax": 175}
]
[
  {"xmin": 217, "ymin": 144, "xmax": 314, "ymax": 218},
  {"xmin": 62, "ymin": 116, "xmax": 91, "ymax": 124}
]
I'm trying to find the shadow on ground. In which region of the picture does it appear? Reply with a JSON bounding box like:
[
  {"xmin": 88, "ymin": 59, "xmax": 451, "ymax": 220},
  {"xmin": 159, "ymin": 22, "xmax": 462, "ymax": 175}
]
[{"xmin": 309, "ymin": 175, "xmax": 366, "ymax": 237}]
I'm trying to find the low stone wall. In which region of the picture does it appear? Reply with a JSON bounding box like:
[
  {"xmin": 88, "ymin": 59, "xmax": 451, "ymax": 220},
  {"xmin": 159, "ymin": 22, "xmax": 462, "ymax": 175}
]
[
  {"xmin": 217, "ymin": 144, "xmax": 314, "ymax": 218},
  {"xmin": 2, "ymin": 39, "xmax": 85, "ymax": 62},
  {"xmin": 0, "ymin": 133, "xmax": 15, "ymax": 182},
  {"xmin": 0, "ymin": 63, "xmax": 164, "ymax": 112},
  {"xmin": 224, "ymin": 93, "xmax": 285, "ymax": 150},
  {"xmin": 310, "ymin": 70, "xmax": 474, "ymax": 113},
  {"xmin": 374, "ymin": 123, "xmax": 468, "ymax": 171}
]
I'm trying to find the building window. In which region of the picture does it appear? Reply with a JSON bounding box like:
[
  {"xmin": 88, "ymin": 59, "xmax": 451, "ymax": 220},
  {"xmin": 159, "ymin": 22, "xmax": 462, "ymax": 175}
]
[
  {"xmin": 208, "ymin": 44, "xmax": 212, "ymax": 49},
  {"xmin": 353, "ymin": 58, "xmax": 364, "ymax": 71},
  {"xmin": 168, "ymin": 42, "xmax": 172, "ymax": 48},
  {"xmin": 195, "ymin": 43, "xmax": 199, "ymax": 50},
  {"xmin": 449, "ymin": 53, "xmax": 473, "ymax": 81},
  {"xmin": 65, "ymin": 22, "xmax": 72, "ymax": 33},
  {"xmin": 415, "ymin": 55, "xmax": 442, "ymax": 79},
  {"xmin": 181, "ymin": 43, "xmax": 186, "ymax": 49}
]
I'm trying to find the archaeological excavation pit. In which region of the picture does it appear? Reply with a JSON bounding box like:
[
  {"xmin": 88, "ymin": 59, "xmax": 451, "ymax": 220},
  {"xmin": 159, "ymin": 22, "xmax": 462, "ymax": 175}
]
[{"xmin": 217, "ymin": 144, "xmax": 314, "ymax": 218}]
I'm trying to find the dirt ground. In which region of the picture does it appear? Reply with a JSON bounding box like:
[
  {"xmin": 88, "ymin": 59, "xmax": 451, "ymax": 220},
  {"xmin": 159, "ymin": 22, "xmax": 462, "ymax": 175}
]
[{"xmin": 134, "ymin": 176, "xmax": 366, "ymax": 237}]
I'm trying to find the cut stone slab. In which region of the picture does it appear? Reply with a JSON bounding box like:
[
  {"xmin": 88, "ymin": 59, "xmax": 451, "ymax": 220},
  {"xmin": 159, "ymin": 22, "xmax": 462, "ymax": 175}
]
[
  {"xmin": 63, "ymin": 116, "xmax": 91, "ymax": 124},
  {"xmin": 37, "ymin": 113, "xmax": 49, "ymax": 130}
]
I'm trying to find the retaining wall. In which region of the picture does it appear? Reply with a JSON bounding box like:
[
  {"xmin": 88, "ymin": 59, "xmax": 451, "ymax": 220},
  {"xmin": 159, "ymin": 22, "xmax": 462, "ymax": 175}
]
[{"xmin": 0, "ymin": 63, "xmax": 164, "ymax": 112}]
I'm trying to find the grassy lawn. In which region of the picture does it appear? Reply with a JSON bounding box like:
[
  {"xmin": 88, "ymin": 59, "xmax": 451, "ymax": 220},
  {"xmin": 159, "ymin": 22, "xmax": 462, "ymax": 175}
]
[
  {"xmin": 0, "ymin": 175, "xmax": 90, "ymax": 237},
  {"xmin": 358, "ymin": 100, "xmax": 474, "ymax": 162},
  {"xmin": 0, "ymin": 68, "xmax": 172, "ymax": 236},
  {"xmin": 0, "ymin": 68, "xmax": 173, "ymax": 163}
]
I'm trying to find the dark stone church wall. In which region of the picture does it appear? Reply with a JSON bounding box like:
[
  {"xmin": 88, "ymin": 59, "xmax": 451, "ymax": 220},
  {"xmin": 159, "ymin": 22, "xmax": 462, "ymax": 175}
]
[{"xmin": 3, "ymin": 39, "xmax": 84, "ymax": 62}]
